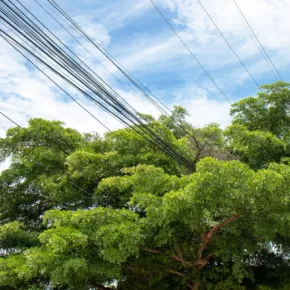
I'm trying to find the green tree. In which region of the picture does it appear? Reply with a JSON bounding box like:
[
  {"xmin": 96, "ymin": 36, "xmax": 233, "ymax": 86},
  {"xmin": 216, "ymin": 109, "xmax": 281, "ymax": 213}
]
[
  {"xmin": 0, "ymin": 84, "xmax": 290, "ymax": 289},
  {"xmin": 226, "ymin": 81, "xmax": 290, "ymax": 169}
]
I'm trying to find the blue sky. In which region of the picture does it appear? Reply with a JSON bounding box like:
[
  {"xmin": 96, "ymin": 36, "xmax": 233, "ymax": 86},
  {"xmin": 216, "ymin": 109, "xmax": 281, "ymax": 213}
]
[{"xmin": 1, "ymin": 0, "xmax": 289, "ymax": 140}]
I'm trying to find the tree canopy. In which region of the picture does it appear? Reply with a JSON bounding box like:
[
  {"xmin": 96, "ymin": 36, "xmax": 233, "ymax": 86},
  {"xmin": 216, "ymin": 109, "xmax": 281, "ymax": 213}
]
[{"xmin": 0, "ymin": 82, "xmax": 290, "ymax": 290}]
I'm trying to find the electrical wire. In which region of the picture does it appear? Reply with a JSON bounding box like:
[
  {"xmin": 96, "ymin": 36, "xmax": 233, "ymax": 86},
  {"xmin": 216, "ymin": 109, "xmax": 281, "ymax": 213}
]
[
  {"xmin": 45, "ymin": 0, "xmax": 171, "ymax": 115},
  {"xmin": 34, "ymin": 0, "xmax": 152, "ymax": 111},
  {"xmin": 197, "ymin": 0, "xmax": 261, "ymax": 90},
  {"xmin": 41, "ymin": 0, "xmax": 219, "ymax": 156},
  {"xmin": 0, "ymin": 0, "xmax": 196, "ymax": 172},
  {"xmin": 1, "ymin": 21, "xmax": 112, "ymax": 133},
  {"xmin": 232, "ymin": 0, "xmax": 283, "ymax": 81},
  {"xmin": 150, "ymin": 0, "xmax": 231, "ymax": 104}
]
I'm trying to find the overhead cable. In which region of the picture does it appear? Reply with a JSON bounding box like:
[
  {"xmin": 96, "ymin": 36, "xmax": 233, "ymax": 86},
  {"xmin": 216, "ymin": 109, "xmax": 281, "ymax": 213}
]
[
  {"xmin": 232, "ymin": 0, "xmax": 283, "ymax": 81},
  {"xmin": 0, "ymin": 0, "xmax": 196, "ymax": 171},
  {"xmin": 150, "ymin": 0, "xmax": 231, "ymax": 104},
  {"xmin": 197, "ymin": 0, "xmax": 261, "ymax": 90},
  {"xmin": 46, "ymin": 0, "xmax": 171, "ymax": 115}
]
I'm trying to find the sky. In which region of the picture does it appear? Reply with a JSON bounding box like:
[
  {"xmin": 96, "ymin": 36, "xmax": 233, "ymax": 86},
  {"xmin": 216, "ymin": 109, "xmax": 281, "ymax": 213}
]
[{"xmin": 0, "ymin": 0, "xmax": 289, "ymax": 143}]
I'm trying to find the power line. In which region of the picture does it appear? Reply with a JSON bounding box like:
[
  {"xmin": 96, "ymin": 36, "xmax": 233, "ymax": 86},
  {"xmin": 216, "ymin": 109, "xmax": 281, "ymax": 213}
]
[
  {"xmin": 1, "ymin": 21, "xmax": 112, "ymax": 133},
  {"xmin": 40, "ymin": 0, "xmax": 208, "ymax": 153},
  {"xmin": 41, "ymin": 0, "xmax": 216, "ymax": 157},
  {"xmin": 0, "ymin": 0, "xmax": 196, "ymax": 172},
  {"xmin": 0, "ymin": 1, "xmax": 140, "ymax": 128},
  {"xmin": 35, "ymin": 0, "xmax": 211, "ymax": 169},
  {"xmin": 0, "ymin": 112, "xmax": 20, "ymax": 127},
  {"xmin": 197, "ymin": 0, "xmax": 261, "ymax": 90},
  {"xmin": 232, "ymin": 0, "xmax": 283, "ymax": 81},
  {"xmin": 31, "ymin": 2, "xmax": 196, "ymax": 169},
  {"xmin": 0, "ymin": 10, "xmax": 120, "ymax": 129},
  {"xmin": 3, "ymin": 0, "xmax": 209, "ymax": 171},
  {"xmin": 12, "ymin": 0, "xmax": 139, "ymax": 130},
  {"xmin": 231, "ymin": 0, "xmax": 276, "ymax": 80},
  {"xmin": 13, "ymin": 0, "xmax": 138, "ymax": 116},
  {"xmin": 150, "ymin": 0, "xmax": 231, "ymax": 104},
  {"xmin": 45, "ymin": 0, "xmax": 170, "ymax": 116},
  {"xmin": 32, "ymin": 0, "xmax": 152, "ymax": 113}
]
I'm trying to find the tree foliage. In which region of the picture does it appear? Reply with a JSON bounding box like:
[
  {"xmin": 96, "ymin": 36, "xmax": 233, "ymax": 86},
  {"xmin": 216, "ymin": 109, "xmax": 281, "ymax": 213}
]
[{"xmin": 0, "ymin": 82, "xmax": 290, "ymax": 289}]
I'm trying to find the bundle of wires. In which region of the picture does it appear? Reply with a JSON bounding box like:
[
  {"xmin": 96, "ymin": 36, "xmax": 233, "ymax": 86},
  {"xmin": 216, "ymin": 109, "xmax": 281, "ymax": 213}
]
[{"xmin": 0, "ymin": 0, "xmax": 196, "ymax": 172}]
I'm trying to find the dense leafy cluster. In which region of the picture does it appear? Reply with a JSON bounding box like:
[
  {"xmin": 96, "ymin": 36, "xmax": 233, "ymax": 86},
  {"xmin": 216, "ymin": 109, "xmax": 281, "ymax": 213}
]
[{"xmin": 0, "ymin": 82, "xmax": 289, "ymax": 289}]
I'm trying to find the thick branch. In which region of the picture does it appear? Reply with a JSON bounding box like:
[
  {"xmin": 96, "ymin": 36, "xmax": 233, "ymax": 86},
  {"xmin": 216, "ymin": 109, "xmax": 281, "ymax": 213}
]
[
  {"xmin": 145, "ymin": 214, "xmax": 239, "ymax": 288},
  {"xmin": 193, "ymin": 213, "xmax": 239, "ymax": 272},
  {"xmin": 194, "ymin": 252, "xmax": 216, "ymax": 270},
  {"xmin": 144, "ymin": 247, "xmax": 193, "ymax": 267},
  {"xmin": 201, "ymin": 213, "xmax": 239, "ymax": 253}
]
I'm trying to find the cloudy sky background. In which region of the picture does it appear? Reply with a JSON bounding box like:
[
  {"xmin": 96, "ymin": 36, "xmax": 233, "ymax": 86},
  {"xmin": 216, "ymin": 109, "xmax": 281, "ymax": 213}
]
[{"xmin": 1, "ymin": 0, "xmax": 289, "ymax": 142}]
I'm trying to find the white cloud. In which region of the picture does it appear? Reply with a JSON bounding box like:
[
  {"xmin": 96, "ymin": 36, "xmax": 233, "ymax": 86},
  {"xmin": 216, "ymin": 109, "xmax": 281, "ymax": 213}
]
[
  {"xmin": 72, "ymin": 16, "xmax": 111, "ymax": 48},
  {"xmin": 117, "ymin": 34, "xmax": 188, "ymax": 73},
  {"xmin": 168, "ymin": 84, "xmax": 232, "ymax": 128},
  {"xmin": 186, "ymin": 97, "xmax": 231, "ymax": 128},
  {"xmin": 96, "ymin": 0, "xmax": 289, "ymax": 95},
  {"xmin": 81, "ymin": 0, "xmax": 152, "ymax": 31},
  {"xmin": 158, "ymin": 0, "xmax": 290, "ymax": 77}
]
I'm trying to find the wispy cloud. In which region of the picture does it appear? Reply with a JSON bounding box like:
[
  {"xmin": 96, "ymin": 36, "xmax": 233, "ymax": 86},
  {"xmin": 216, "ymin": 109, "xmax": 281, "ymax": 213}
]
[{"xmin": 158, "ymin": 0, "xmax": 289, "ymax": 76}]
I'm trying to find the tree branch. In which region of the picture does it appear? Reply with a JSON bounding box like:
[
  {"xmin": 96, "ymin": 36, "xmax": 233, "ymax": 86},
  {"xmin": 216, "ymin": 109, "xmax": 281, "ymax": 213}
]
[
  {"xmin": 170, "ymin": 247, "xmax": 193, "ymax": 267},
  {"xmin": 171, "ymin": 254, "xmax": 193, "ymax": 267},
  {"xmin": 200, "ymin": 213, "xmax": 239, "ymax": 253},
  {"xmin": 194, "ymin": 252, "xmax": 216, "ymax": 270},
  {"xmin": 145, "ymin": 214, "xmax": 239, "ymax": 289},
  {"xmin": 192, "ymin": 281, "xmax": 200, "ymax": 290},
  {"xmin": 193, "ymin": 213, "xmax": 239, "ymax": 272},
  {"xmin": 169, "ymin": 269, "xmax": 186, "ymax": 277},
  {"xmin": 144, "ymin": 248, "xmax": 161, "ymax": 253}
]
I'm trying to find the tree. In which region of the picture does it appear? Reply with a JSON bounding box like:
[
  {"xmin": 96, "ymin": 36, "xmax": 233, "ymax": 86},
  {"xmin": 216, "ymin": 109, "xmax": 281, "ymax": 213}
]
[
  {"xmin": 230, "ymin": 82, "xmax": 290, "ymax": 137},
  {"xmin": 0, "ymin": 83, "xmax": 289, "ymax": 289},
  {"xmin": 226, "ymin": 81, "xmax": 290, "ymax": 169}
]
